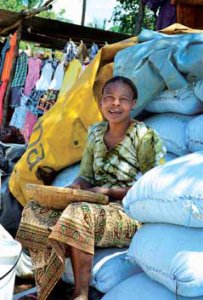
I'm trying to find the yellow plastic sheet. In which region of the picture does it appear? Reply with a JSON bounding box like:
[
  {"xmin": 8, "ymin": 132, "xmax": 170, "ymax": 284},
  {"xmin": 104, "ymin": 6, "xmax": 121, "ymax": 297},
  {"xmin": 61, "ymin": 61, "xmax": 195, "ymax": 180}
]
[
  {"xmin": 9, "ymin": 37, "xmax": 137, "ymax": 206},
  {"xmin": 159, "ymin": 22, "xmax": 203, "ymax": 34}
]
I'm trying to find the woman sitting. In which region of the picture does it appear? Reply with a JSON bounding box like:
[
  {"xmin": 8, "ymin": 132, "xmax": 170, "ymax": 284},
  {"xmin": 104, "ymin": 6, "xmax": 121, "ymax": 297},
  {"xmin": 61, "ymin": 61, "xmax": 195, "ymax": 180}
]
[{"xmin": 16, "ymin": 76, "xmax": 165, "ymax": 300}]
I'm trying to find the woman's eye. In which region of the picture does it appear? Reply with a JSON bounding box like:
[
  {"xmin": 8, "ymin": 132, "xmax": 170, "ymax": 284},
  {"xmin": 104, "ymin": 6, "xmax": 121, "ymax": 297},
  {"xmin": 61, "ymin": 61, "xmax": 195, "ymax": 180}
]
[
  {"xmin": 120, "ymin": 98, "xmax": 130, "ymax": 102},
  {"xmin": 104, "ymin": 96, "xmax": 114, "ymax": 101}
]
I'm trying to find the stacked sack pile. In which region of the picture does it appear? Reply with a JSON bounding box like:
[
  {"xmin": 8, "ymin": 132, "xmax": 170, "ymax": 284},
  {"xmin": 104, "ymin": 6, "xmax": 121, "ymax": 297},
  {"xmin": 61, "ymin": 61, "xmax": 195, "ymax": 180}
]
[
  {"xmin": 102, "ymin": 26, "xmax": 203, "ymax": 300},
  {"xmin": 144, "ymin": 80, "xmax": 203, "ymax": 162}
]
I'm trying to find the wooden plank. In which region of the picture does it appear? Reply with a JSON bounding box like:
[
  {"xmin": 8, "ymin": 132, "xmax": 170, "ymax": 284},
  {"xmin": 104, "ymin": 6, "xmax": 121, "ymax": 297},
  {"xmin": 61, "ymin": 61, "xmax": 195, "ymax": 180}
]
[
  {"xmin": 0, "ymin": 9, "xmax": 130, "ymax": 50},
  {"xmin": 22, "ymin": 17, "xmax": 130, "ymax": 45}
]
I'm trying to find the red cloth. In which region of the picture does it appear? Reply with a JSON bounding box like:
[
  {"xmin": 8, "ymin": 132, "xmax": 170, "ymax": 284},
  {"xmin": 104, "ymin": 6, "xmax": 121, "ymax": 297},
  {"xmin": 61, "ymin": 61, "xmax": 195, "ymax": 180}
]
[
  {"xmin": 0, "ymin": 32, "xmax": 17, "ymax": 125},
  {"xmin": 1, "ymin": 32, "xmax": 17, "ymax": 82},
  {"xmin": 0, "ymin": 81, "xmax": 8, "ymax": 125}
]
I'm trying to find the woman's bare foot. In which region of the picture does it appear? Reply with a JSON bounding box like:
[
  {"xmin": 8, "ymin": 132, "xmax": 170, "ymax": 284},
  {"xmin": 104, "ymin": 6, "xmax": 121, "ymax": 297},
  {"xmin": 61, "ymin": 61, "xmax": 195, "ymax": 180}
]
[
  {"xmin": 73, "ymin": 296, "xmax": 88, "ymax": 300},
  {"xmin": 69, "ymin": 246, "xmax": 92, "ymax": 300},
  {"xmin": 70, "ymin": 293, "xmax": 88, "ymax": 300}
]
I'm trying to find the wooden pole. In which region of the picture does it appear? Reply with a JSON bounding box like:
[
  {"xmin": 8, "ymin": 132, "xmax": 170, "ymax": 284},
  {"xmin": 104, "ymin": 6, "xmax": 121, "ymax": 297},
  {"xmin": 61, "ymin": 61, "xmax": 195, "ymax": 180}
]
[
  {"xmin": 134, "ymin": 0, "xmax": 145, "ymax": 35},
  {"xmin": 2, "ymin": 22, "xmax": 23, "ymax": 127},
  {"xmin": 0, "ymin": 0, "xmax": 55, "ymax": 35},
  {"xmin": 81, "ymin": 0, "xmax": 86, "ymax": 26}
]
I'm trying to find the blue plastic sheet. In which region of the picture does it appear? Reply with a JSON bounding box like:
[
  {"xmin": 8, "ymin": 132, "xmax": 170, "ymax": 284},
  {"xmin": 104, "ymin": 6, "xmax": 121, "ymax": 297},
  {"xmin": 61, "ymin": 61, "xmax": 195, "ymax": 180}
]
[{"xmin": 114, "ymin": 29, "xmax": 203, "ymax": 116}]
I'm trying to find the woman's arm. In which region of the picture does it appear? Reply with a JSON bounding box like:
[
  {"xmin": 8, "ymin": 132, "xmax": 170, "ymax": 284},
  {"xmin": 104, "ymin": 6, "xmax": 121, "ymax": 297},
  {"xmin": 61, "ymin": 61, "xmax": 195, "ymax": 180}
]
[{"xmin": 88, "ymin": 186, "xmax": 130, "ymax": 201}]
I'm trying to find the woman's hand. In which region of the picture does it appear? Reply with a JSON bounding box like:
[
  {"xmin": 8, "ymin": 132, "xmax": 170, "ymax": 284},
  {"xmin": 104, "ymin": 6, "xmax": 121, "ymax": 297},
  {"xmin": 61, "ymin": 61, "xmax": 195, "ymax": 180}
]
[
  {"xmin": 66, "ymin": 177, "xmax": 93, "ymax": 190},
  {"xmin": 68, "ymin": 183, "xmax": 81, "ymax": 189},
  {"xmin": 88, "ymin": 187, "xmax": 110, "ymax": 195},
  {"xmin": 88, "ymin": 186, "xmax": 130, "ymax": 201}
]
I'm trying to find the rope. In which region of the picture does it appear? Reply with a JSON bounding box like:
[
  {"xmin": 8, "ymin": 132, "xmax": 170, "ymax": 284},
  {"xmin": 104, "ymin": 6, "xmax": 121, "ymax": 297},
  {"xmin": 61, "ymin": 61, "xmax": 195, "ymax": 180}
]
[{"xmin": 0, "ymin": 249, "xmax": 22, "ymax": 280}]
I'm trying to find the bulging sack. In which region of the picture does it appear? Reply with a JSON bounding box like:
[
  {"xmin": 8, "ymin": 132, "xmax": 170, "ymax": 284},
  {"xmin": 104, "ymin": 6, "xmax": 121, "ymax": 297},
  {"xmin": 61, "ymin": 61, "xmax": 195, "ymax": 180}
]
[
  {"xmin": 123, "ymin": 151, "xmax": 203, "ymax": 227},
  {"xmin": 51, "ymin": 163, "xmax": 80, "ymax": 187},
  {"xmin": 144, "ymin": 113, "xmax": 192, "ymax": 156},
  {"xmin": 101, "ymin": 273, "xmax": 203, "ymax": 300},
  {"xmin": 146, "ymin": 84, "xmax": 203, "ymax": 115},
  {"xmin": 127, "ymin": 224, "xmax": 203, "ymax": 297},
  {"xmin": 165, "ymin": 152, "xmax": 178, "ymax": 162},
  {"xmin": 62, "ymin": 247, "xmax": 142, "ymax": 293},
  {"xmin": 0, "ymin": 238, "xmax": 22, "ymax": 300},
  {"xmin": 186, "ymin": 115, "xmax": 203, "ymax": 152}
]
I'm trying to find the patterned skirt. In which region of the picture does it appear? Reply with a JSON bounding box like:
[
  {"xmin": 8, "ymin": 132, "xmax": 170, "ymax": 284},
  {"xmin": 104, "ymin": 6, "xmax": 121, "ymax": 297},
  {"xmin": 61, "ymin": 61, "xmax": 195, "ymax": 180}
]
[{"xmin": 16, "ymin": 200, "xmax": 138, "ymax": 300}]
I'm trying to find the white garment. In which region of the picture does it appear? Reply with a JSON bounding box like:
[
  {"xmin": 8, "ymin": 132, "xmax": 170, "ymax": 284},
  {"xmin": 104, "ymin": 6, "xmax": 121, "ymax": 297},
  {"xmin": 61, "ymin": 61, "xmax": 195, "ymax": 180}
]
[
  {"xmin": 35, "ymin": 61, "xmax": 54, "ymax": 90},
  {"xmin": 49, "ymin": 62, "xmax": 65, "ymax": 90},
  {"xmin": 9, "ymin": 95, "xmax": 28, "ymax": 129}
]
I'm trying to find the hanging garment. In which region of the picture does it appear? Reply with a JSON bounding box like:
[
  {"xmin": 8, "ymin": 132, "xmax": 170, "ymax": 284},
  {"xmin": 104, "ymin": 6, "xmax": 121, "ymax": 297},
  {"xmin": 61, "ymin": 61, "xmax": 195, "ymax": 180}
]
[
  {"xmin": 64, "ymin": 40, "xmax": 78, "ymax": 64},
  {"xmin": 21, "ymin": 111, "xmax": 38, "ymax": 144},
  {"xmin": 44, "ymin": 58, "xmax": 58, "ymax": 70},
  {"xmin": 36, "ymin": 90, "xmax": 59, "ymax": 115},
  {"xmin": 0, "ymin": 81, "xmax": 8, "ymax": 125},
  {"xmin": 1, "ymin": 32, "xmax": 17, "ymax": 82},
  {"xmin": 11, "ymin": 51, "xmax": 28, "ymax": 88},
  {"xmin": 25, "ymin": 89, "xmax": 46, "ymax": 116},
  {"xmin": 10, "ymin": 86, "xmax": 23, "ymax": 107},
  {"xmin": 48, "ymin": 62, "xmax": 65, "ymax": 90},
  {"xmin": 57, "ymin": 59, "xmax": 82, "ymax": 100},
  {"xmin": 24, "ymin": 57, "xmax": 42, "ymax": 96},
  {"xmin": 77, "ymin": 40, "xmax": 89, "ymax": 63},
  {"xmin": 89, "ymin": 42, "xmax": 99, "ymax": 61},
  {"xmin": 10, "ymin": 95, "xmax": 28, "ymax": 129},
  {"xmin": 0, "ymin": 38, "xmax": 10, "ymax": 79},
  {"xmin": 35, "ymin": 61, "xmax": 55, "ymax": 90}
]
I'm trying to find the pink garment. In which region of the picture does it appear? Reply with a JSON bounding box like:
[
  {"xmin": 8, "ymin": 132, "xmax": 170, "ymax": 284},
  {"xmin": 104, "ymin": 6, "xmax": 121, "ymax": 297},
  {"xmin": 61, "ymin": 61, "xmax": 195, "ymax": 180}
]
[
  {"xmin": 21, "ymin": 110, "xmax": 37, "ymax": 143},
  {"xmin": 23, "ymin": 57, "xmax": 42, "ymax": 96},
  {"xmin": 0, "ymin": 81, "xmax": 8, "ymax": 125}
]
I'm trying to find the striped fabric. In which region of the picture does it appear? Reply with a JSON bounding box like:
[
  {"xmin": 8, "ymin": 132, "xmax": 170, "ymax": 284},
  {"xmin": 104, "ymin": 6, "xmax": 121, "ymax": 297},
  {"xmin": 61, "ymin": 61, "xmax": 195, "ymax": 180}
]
[{"xmin": 11, "ymin": 51, "xmax": 28, "ymax": 87}]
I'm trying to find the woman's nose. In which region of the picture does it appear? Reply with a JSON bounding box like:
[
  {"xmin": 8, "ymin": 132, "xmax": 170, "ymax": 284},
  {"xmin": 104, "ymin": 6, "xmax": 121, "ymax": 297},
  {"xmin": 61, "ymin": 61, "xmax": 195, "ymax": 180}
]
[{"xmin": 112, "ymin": 98, "xmax": 120, "ymax": 105}]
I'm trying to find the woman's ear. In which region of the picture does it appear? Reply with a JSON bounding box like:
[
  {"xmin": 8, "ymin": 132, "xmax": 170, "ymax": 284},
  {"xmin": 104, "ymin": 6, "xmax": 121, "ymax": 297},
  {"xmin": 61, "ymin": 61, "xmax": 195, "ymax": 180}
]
[{"xmin": 132, "ymin": 99, "xmax": 136, "ymax": 109}]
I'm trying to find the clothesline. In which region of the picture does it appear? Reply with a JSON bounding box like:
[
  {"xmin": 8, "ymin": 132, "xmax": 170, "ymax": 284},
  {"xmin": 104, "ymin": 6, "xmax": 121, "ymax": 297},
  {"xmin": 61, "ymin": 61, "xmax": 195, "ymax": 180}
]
[
  {"xmin": 0, "ymin": 31, "xmax": 101, "ymax": 131},
  {"xmin": 0, "ymin": 32, "xmax": 101, "ymax": 143}
]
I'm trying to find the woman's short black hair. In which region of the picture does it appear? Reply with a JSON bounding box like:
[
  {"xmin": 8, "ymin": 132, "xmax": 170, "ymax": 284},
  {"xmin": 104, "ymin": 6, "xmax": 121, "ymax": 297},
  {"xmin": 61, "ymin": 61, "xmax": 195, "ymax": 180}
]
[{"xmin": 102, "ymin": 76, "xmax": 138, "ymax": 100}]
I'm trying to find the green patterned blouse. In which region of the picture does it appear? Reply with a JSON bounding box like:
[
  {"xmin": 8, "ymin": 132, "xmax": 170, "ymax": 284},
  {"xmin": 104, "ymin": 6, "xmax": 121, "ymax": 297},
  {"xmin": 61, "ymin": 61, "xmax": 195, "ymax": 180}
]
[{"xmin": 79, "ymin": 120, "xmax": 166, "ymax": 188}]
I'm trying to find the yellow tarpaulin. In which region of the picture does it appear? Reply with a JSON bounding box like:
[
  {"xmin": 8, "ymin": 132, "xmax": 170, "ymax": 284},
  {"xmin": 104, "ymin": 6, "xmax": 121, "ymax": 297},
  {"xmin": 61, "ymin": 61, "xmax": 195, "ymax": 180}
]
[{"xmin": 9, "ymin": 37, "xmax": 137, "ymax": 206}]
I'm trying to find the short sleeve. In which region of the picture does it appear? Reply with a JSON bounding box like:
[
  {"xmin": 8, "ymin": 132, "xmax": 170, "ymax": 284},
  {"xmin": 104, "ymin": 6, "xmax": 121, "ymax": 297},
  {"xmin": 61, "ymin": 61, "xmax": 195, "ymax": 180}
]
[
  {"xmin": 78, "ymin": 127, "xmax": 95, "ymax": 185},
  {"xmin": 137, "ymin": 125, "xmax": 166, "ymax": 174}
]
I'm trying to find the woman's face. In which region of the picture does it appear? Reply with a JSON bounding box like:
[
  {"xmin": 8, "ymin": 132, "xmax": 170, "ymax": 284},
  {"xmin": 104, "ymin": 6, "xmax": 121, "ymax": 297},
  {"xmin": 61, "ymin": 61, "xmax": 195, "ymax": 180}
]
[{"xmin": 100, "ymin": 81, "xmax": 136, "ymax": 124}]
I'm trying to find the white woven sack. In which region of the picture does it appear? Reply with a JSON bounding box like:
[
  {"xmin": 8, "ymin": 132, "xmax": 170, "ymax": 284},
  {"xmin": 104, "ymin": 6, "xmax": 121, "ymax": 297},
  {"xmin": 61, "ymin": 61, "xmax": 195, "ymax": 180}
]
[
  {"xmin": 102, "ymin": 273, "xmax": 203, "ymax": 300},
  {"xmin": 127, "ymin": 224, "xmax": 203, "ymax": 297},
  {"xmin": 165, "ymin": 152, "xmax": 178, "ymax": 162},
  {"xmin": 62, "ymin": 247, "xmax": 142, "ymax": 293},
  {"xmin": 146, "ymin": 84, "xmax": 203, "ymax": 115},
  {"xmin": 194, "ymin": 80, "xmax": 203, "ymax": 101},
  {"xmin": 144, "ymin": 113, "xmax": 192, "ymax": 156},
  {"xmin": 123, "ymin": 151, "xmax": 203, "ymax": 227},
  {"xmin": 51, "ymin": 163, "xmax": 80, "ymax": 187},
  {"xmin": 186, "ymin": 115, "xmax": 203, "ymax": 152}
]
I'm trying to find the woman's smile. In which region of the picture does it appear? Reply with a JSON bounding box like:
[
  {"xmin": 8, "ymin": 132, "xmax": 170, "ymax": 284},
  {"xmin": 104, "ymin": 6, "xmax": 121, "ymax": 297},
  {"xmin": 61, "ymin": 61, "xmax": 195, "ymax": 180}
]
[
  {"xmin": 108, "ymin": 109, "xmax": 122, "ymax": 114},
  {"xmin": 100, "ymin": 81, "xmax": 136, "ymax": 124}
]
